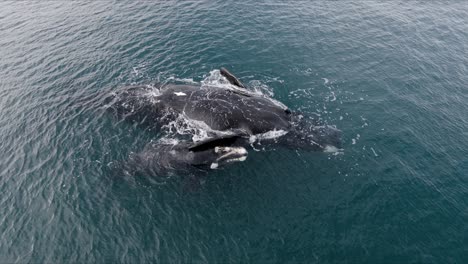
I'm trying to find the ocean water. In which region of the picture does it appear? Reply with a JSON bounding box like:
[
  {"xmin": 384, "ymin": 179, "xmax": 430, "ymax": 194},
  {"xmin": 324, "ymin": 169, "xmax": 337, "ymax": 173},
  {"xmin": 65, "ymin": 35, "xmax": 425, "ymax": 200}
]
[{"xmin": 1, "ymin": 1, "xmax": 467, "ymax": 263}]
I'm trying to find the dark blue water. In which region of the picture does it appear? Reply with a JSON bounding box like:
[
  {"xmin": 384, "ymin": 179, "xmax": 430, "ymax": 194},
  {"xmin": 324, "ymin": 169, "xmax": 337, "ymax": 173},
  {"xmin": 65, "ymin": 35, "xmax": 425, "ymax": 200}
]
[{"xmin": 1, "ymin": 1, "xmax": 468, "ymax": 263}]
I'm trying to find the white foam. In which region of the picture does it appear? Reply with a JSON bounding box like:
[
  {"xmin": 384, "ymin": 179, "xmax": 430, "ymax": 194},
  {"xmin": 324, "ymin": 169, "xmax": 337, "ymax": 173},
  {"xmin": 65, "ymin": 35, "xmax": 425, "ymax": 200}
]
[
  {"xmin": 352, "ymin": 133, "xmax": 359, "ymax": 145},
  {"xmin": 167, "ymin": 76, "xmax": 198, "ymax": 84},
  {"xmin": 173, "ymin": 92, "xmax": 187, "ymax": 96},
  {"xmin": 147, "ymin": 90, "xmax": 161, "ymax": 97},
  {"xmin": 176, "ymin": 78, "xmax": 198, "ymax": 84},
  {"xmin": 210, "ymin": 163, "xmax": 218, "ymax": 169},
  {"xmin": 201, "ymin": 69, "xmax": 237, "ymax": 89},
  {"xmin": 324, "ymin": 145, "xmax": 340, "ymax": 153},
  {"xmin": 142, "ymin": 86, "xmax": 161, "ymax": 103},
  {"xmin": 162, "ymin": 113, "xmax": 239, "ymax": 143},
  {"xmin": 370, "ymin": 147, "xmax": 378, "ymax": 157},
  {"xmin": 200, "ymin": 70, "xmax": 288, "ymax": 110},
  {"xmin": 158, "ymin": 138, "xmax": 180, "ymax": 146}
]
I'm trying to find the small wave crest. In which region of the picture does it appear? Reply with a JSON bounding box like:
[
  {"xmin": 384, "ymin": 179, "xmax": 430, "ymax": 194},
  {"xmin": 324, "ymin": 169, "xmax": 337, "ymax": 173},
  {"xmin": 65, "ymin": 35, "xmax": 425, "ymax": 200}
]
[{"xmin": 166, "ymin": 76, "xmax": 199, "ymax": 84}]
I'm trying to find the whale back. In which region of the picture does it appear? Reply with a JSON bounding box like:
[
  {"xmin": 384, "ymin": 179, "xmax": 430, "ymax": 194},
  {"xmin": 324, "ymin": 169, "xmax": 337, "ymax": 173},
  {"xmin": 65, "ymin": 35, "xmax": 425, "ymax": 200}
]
[
  {"xmin": 104, "ymin": 85, "xmax": 169, "ymax": 129},
  {"xmin": 159, "ymin": 84, "xmax": 292, "ymax": 134}
]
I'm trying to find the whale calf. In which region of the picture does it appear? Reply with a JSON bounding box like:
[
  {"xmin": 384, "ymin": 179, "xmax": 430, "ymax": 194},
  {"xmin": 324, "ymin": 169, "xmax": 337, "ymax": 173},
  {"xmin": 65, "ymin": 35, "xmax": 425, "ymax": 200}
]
[{"xmin": 120, "ymin": 135, "xmax": 248, "ymax": 176}]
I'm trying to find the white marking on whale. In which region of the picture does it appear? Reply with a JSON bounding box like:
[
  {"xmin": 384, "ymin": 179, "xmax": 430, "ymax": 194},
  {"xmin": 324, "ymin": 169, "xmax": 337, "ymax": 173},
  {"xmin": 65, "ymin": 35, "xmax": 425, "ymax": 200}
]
[{"xmin": 174, "ymin": 92, "xmax": 187, "ymax": 96}]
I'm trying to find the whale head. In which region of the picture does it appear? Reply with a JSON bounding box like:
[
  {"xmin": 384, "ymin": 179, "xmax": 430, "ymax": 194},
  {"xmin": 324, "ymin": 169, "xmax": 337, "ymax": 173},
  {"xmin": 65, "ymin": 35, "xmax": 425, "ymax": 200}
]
[{"xmin": 190, "ymin": 146, "xmax": 248, "ymax": 169}]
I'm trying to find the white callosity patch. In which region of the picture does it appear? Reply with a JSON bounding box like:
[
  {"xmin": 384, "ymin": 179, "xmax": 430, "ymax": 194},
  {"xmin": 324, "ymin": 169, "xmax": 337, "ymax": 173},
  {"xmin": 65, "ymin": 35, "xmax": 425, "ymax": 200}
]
[
  {"xmin": 215, "ymin": 147, "xmax": 247, "ymax": 159},
  {"xmin": 226, "ymin": 156, "xmax": 247, "ymax": 162},
  {"xmin": 215, "ymin": 146, "xmax": 248, "ymax": 164},
  {"xmin": 214, "ymin": 146, "xmax": 223, "ymax": 153}
]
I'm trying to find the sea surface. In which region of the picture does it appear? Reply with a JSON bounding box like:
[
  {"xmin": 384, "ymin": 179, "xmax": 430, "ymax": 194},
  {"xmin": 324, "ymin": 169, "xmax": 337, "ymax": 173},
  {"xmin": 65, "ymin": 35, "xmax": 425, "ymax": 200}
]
[{"xmin": 1, "ymin": 1, "xmax": 467, "ymax": 263}]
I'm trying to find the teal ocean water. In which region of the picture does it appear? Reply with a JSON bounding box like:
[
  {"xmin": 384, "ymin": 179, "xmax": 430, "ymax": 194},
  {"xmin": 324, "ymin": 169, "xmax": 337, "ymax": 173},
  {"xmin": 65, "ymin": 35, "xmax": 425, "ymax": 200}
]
[{"xmin": 1, "ymin": 1, "xmax": 468, "ymax": 263}]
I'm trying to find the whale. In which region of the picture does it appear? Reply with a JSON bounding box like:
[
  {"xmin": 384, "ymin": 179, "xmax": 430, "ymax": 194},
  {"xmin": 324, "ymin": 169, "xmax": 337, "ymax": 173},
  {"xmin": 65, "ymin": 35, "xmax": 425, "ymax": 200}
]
[
  {"xmin": 119, "ymin": 135, "xmax": 248, "ymax": 176},
  {"xmin": 105, "ymin": 68, "xmax": 342, "ymax": 152}
]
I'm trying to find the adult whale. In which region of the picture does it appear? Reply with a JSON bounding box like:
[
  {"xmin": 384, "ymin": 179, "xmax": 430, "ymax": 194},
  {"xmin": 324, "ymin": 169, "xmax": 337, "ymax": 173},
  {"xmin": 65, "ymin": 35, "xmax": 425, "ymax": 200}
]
[{"xmin": 106, "ymin": 68, "xmax": 342, "ymax": 152}]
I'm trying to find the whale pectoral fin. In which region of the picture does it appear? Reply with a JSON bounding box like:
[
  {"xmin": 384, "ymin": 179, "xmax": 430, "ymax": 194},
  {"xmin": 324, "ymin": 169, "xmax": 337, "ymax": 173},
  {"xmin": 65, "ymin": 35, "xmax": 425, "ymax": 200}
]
[
  {"xmin": 220, "ymin": 67, "xmax": 246, "ymax": 89},
  {"xmin": 188, "ymin": 134, "xmax": 244, "ymax": 152}
]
